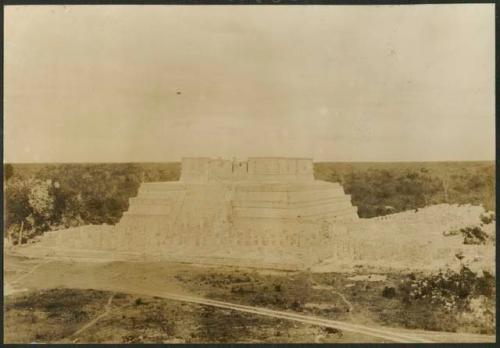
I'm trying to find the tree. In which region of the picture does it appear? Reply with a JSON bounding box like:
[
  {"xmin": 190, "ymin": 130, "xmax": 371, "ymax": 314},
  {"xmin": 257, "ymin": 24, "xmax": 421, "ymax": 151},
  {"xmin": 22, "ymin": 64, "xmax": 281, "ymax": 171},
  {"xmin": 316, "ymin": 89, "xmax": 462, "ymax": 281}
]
[
  {"xmin": 27, "ymin": 179, "xmax": 55, "ymax": 233},
  {"xmin": 4, "ymin": 178, "xmax": 32, "ymax": 241},
  {"xmin": 3, "ymin": 163, "xmax": 14, "ymax": 181}
]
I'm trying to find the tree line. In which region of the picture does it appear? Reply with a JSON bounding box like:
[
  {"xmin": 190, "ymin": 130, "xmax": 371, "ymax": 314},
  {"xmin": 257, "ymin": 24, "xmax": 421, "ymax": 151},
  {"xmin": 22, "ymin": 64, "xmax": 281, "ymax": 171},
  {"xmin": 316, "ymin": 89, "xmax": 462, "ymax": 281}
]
[
  {"xmin": 3, "ymin": 161, "xmax": 494, "ymax": 242},
  {"xmin": 3, "ymin": 163, "xmax": 179, "ymax": 243},
  {"xmin": 315, "ymin": 161, "xmax": 495, "ymax": 217}
]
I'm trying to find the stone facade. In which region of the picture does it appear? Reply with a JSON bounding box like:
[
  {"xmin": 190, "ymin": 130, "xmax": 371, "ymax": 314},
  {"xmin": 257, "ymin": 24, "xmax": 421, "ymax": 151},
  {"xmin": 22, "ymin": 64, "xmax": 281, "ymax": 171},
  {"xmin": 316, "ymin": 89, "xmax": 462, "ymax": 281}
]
[
  {"xmin": 29, "ymin": 157, "xmax": 491, "ymax": 271},
  {"xmin": 36, "ymin": 157, "xmax": 358, "ymax": 268},
  {"xmin": 180, "ymin": 157, "xmax": 314, "ymax": 182}
]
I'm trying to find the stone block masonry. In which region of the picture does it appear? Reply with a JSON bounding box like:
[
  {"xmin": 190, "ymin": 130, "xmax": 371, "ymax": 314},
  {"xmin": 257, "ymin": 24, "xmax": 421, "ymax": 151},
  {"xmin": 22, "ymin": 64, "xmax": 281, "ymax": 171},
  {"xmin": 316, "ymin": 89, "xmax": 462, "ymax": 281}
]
[
  {"xmin": 32, "ymin": 157, "xmax": 357, "ymax": 268},
  {"xmin": 28, "ymin": 157, "xmax": 492, "ymax": 271}
]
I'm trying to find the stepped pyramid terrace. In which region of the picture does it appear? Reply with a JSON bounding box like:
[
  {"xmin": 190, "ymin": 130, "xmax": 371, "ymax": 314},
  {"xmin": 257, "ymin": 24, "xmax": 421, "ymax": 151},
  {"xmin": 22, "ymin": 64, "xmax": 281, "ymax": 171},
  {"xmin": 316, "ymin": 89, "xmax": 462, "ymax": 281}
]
[{"xmin": 20, "ymin": 157, "xmax": 494, "ymax": 272}]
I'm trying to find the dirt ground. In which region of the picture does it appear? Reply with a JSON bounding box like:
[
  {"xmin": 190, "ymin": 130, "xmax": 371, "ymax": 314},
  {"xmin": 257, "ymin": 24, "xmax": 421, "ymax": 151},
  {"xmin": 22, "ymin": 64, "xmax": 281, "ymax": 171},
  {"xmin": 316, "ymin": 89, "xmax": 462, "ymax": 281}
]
[
  {"xmin": 3, "ymin": 253, "xmax": 496, "ymax": 343},
  {"xmin": 5, "ymin": 288, "xmax": 388, "ymax": 344}
]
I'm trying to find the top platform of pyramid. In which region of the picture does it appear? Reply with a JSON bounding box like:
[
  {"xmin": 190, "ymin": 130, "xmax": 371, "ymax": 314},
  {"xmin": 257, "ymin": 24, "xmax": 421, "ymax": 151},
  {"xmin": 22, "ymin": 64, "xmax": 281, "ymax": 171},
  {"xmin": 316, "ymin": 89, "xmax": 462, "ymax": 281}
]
[{"xmin": 180, "ymin": 157, "xmax": 315, "ymax": 183}]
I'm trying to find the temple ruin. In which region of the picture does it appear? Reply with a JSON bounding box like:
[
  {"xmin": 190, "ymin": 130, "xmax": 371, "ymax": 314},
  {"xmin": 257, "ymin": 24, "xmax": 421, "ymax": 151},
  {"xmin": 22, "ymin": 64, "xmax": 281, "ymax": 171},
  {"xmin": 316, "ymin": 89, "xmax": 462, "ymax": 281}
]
[
  {"xmin": 23, "ymin": 157, "xmax": 492, "ymax": 271},
  {"xmin": 30, "ymin": 158, "xmax": 357, "ymax": 268}
]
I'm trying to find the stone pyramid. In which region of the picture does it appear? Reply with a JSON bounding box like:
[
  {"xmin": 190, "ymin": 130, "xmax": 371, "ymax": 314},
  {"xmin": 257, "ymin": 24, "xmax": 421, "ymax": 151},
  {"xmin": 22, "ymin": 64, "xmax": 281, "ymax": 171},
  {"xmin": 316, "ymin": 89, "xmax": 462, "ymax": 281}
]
[{"xmin": 34, "ymin": 157, "xmax": 360, "ymax": 269}]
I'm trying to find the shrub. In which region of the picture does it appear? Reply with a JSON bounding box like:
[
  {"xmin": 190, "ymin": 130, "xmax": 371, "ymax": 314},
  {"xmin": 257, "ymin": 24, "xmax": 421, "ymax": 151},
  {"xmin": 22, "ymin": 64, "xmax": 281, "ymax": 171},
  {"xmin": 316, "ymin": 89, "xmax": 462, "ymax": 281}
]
[
  {"xmin": 395, "ymin": 266, "xmax": 496, "ymax": 333},
  {"xmin": 382, "ymin": 286, "xmax": 396, "ymax": 299},
  {"xmin": 323, "ymin": 327, "xmax": 343, "ymax": 336},
  {"xmin": 461, "ymin": 226, "xmax": 490, "ymax": 245},
  {"xmin": 480, "ymin": 212, "xmax": 495, "ymax": 225},
  {"xmin": 290, "ymin": 300, "xmax": 304, "ymax": 311}
]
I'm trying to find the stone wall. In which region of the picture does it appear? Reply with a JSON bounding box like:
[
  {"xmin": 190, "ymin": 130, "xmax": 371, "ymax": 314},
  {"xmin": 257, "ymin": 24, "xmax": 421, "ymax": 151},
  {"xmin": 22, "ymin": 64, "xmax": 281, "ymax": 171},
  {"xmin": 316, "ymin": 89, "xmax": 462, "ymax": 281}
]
[
  {"xmin": 36, "ymin": 202, "xmax": 491, "ymax": 271},
  {"xmin": 180, "ymin": 157, "xmax": 314, "ymax": 183},
  {"xmin": 27, "ymin": 158, "xmax": 491, "ymax": 271},
  {"xmin": 247, "ymin": 157, "xmax": 314, "ymax": 181},
  {"xmin": 32, "ymin": 157, "xmax": 357, "ymax": 269}
]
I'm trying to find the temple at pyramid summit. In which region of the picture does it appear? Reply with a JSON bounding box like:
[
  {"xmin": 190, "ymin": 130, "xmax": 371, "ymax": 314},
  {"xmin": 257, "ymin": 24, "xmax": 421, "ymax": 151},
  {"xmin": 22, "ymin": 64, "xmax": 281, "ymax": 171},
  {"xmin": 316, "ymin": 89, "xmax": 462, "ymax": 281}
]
[{"xmin": 22, "ymin": 157, "xmax": 491, "ymax": 271}]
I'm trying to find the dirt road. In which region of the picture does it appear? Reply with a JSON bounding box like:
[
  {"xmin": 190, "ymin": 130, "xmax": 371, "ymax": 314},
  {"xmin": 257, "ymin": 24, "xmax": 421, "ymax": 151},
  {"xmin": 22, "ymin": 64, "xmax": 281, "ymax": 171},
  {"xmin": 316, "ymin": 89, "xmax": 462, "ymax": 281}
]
[
  {"xmin": 104, "ymin": 286, "xmax": 433, "ymax": 343},
  {"xmin": 4, "ymin": 254, "xmax": 495, "ymax": 344}
]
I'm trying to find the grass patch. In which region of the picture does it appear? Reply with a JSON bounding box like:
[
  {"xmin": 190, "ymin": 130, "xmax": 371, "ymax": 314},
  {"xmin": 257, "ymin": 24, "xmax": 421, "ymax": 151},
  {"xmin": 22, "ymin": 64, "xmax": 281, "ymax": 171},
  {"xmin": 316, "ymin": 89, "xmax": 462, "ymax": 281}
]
[
  {"xmin": 4, "ymin": 289, "xmax": 110, "ymax": 343},
  {"xmin": 4, "ymin": 288, "xmax": 360, "ymax": 343},
  {"xmin": 175, "ymin": 267, "xmax": 496, "ymax": 335}
]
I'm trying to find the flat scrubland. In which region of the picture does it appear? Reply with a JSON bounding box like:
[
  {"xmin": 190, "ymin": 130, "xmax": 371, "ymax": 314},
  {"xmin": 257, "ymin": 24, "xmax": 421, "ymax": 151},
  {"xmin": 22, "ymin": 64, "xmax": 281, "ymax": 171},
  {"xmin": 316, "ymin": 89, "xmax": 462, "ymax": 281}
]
[
  {"xmin": 5, "ymin": 288, "xmax": 381, "ymax": 344},
  {"xmin": 315, "ymin": 161, "xmax": 494, "ymax": 217},
  {"xmin": 174, "ymin": 264, "xmax": 496, "ymax": 335},
  {"xmin": 4, "ymin": 254, "xmax": 495, "ymax": 343},
  {"xmin": 3, "ymin": 161, "xmax": 494, "ymax": 244}
]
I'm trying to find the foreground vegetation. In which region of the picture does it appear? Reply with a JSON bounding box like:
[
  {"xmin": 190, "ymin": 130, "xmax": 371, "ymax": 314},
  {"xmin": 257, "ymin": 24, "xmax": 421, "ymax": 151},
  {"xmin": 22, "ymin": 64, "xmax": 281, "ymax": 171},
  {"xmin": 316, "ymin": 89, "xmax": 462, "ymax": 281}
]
[
  {"xmin": 4, "ymin": 255, "xmax": 494, "ymax": 342},
  {"xmin": 4, "ymin": 289, "xmax": 376, "ymax": 343},
  {"xmin": 176, "ymin": 266, "xmax": 496, "ymax": 335},
  {"xmin": 388, "ymin": 267, "xmax": 495, "ymax": 334},
  {"xmin": 3, "ymin": 161, "xmax": 494, "ymax": 240}
]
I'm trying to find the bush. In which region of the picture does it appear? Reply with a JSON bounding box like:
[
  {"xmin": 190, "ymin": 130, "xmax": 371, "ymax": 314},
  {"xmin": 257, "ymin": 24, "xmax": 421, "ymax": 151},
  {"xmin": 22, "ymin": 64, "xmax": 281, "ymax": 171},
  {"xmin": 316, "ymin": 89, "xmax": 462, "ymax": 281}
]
[
  {"xmin": 290, "ymin": 300, "xmax": 304, "ymax": 311},
  {"xmin": 394, "ymin": 267, "xmax": 496, "ymax": 333},
  {"xmin": 322, "ymin": 327, "xmax": 343, "ymax": 336},
  {"xmin": 461, "ymin": 226, "xmax": 490, "ymax": 245},
  {"xmin": 480, "ymin": 212, "xmax": 495, "ymax": 225},
  {"xmin": 382, "ymin": 286, "xmax": 396, "ymax": 299}
]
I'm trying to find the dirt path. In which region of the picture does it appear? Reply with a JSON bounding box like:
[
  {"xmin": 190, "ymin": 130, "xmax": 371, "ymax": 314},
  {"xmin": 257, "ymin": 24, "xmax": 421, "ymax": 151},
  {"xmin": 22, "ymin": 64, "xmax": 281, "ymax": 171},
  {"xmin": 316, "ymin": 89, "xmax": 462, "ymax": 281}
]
[
  {"xmin": 71, "ymin": 293, "xmax": 115, "ymax": 339},
  {"xmin": 330, "ymin": 290, "xmax": 354, "ymax": 313},
  {"xmin": 4, "ymin": 256, "xmax": 495, "ymax": 344},
  {"xmin": 311, "ymin": 282, "xmax": 354, "ymax": 313},
  {"xmin": 10, "ymin": 259, "xmax": 54, "ymax": 285},
  {"xmin": 115, "ymin": 286, "xmax": 434, "ymax": 343}
]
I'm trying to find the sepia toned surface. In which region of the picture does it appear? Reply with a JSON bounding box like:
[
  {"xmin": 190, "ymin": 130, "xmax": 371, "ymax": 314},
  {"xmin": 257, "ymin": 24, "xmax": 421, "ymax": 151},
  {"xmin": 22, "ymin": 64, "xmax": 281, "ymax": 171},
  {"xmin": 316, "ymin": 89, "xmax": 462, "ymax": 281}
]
[
  {"xmin": 13, "ymin": 157, "xmax": 494, "ymax": 273},
  {"xmin": 4, "ymin": 5, "xmax": 494, "ymax": 163},
  {"xmin": 5, "ymin": 159, "xmax": 496, "ymax": 343},
  {"xmin": 3, "ymin": 4, "xmax": 496, "ymax": 344}
]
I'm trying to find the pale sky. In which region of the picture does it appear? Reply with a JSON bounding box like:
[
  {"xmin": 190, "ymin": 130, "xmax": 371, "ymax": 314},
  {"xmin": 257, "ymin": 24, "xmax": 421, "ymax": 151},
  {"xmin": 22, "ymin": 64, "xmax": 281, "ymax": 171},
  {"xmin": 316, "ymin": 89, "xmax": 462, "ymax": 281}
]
[{"xmin": 4, "ymin": 4, "xmax": 495, "ymax": 163}]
